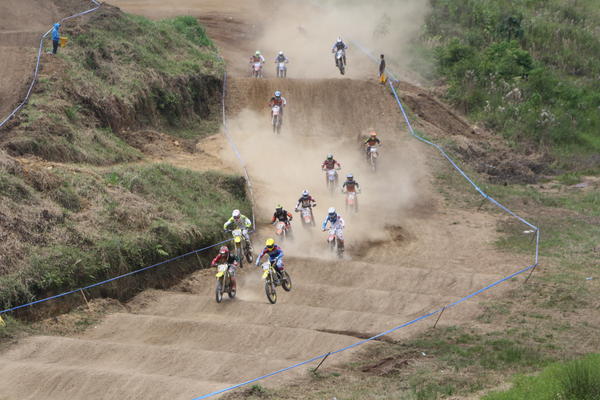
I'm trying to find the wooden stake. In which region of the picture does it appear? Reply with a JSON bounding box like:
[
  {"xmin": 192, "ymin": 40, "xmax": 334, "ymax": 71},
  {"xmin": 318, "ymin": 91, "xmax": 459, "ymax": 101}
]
[
  {"xmin": 433, "ymin": 307, "xmax": 446, "ymax": 329},
  {"xmin": 313, "ymin": 352, "xmax": 331, "ymax": 373},
  {"xmin": 80, "ymin": 289, "xmax": 91, "ymax": 310}
]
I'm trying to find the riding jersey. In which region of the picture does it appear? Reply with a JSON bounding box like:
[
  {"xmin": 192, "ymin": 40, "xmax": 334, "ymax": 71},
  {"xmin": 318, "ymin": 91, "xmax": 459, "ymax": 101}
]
[
  {"xmin": 332, "ymin": 41, "xmax": 348, "ymax": 52},
  {"xmin": 322, "ymin": 159, "xmax": 341, "ymax": 170},
  {"xmin": 342, "ymin": 180, "xmax": 359, "ymax": 192},
  {"xmin": 275, "ymin": 54, "xmax": 288, "ymax": 63},
  {"xmin": 365, "ymin": 137, "xmax": 381, "ymax": 147},
  {"xmin": 211, "ymin": 253, "xmax": 239, "ymax": 267},
  {"xmin": 250, "ymin": 54, "xmax": 265, "ymax": 63},
  {"xmin": 269, "ymin": 96, "xmax": 287, "ymax": 108},
  {"xmin": 223, "ymin": 215, "xmax": 252, "ymax": 231},
  {"xmin": 322, "ymin": 215, "xmax": 345, "ymax": 231},
  {"xmin": 272, "ymin": 209, "xmax": 293, "ymax": 223},
  {"xmin": 258, "ymin": 245, "xmax": 284, "ymax": 261},
  {"xmin": 296, "ymin": 196, "xmax": 316, "ymax": 209}
]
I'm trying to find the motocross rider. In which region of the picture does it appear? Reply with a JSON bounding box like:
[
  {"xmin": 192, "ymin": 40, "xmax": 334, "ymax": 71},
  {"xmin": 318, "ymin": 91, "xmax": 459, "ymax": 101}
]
[
  {"xmin": 322, "ymin": 154, "xmax": 341, "ymax": 184},
  {"xmin": 322, "ymin": 207, "xmax": 346, "ymax": 250},
  {"xmin": 295, "ymin": 190, "xmax": 317, "ymax": 225},
  {"xmin": 272, "ymin": 204, "xmax": 293, "ymax": 230},
  {"xmin": 342, "ymin": 174, "xmax": 360, "ymax": 193},
  {"xmin": 268, "ymin": 91, "xmax": 287, "ymax": 117},
  {"xmin": 364, "ymin": 131, "xmax": 382, "ymax": 160},
  {"xmin": 255, "ymin": 238, "xmax": 286, "ymax": 280},
  {"xmin": 211, "ymin": 246, "xmax": 240, "ymax": 292},
  {"xmin": 331, "ymin": 36, "xmax": 348, "ymax": 66},
  {"xmin": 275, "ymin": 51, "xmax": 289, "ymax": 76},
  {"xmin": 250, "ymin": 50, "xmax": 265, "ymax": 72},
  {"xmin": 223, "ymin": 209, "xmax": 253, "ymax": 250}
]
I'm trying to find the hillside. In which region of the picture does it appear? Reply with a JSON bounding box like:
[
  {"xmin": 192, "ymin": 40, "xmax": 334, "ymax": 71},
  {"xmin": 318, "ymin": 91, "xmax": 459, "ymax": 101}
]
[{"xmin": 0, "ymin": 5, "xmax": 250, "ymax": 314}]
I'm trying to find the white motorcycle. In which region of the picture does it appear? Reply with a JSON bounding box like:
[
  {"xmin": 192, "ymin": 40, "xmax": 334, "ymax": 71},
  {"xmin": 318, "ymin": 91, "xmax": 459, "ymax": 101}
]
[
  {"xmin": 335, "ymin": 49, "xmax": 346, "ymax": 75},
  {"xmin": 295, "ymin": 206, "xmax": 315, "ymax": 227},
  {"xmin": 272, "ymin": 105, "xmax": 283, "ymax": 134},
  {"xmin": 252, "ymin": 61, "xmax": 263, "ymax": 78},
  {"xmin": 324, "ymin": 169, "xmax": 339, "ymax": 194},
  {"xmin": 276, "ymin": 61, "xmax": 288, "ymax": 78},
  {"xmin": 367, "ymin": 146, "xmax": 379, "ymax": 172},
  {"xmin": 326, "ymin": 228, "xmax": 344, "ymax": 258}
]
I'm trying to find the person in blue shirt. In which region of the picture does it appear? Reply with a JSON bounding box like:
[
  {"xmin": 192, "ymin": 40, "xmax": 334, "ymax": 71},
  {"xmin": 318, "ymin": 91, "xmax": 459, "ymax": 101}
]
[
  {"xmin": 255, "ymin": 238, "xmax": 285, "ymax": 278},
  {"xmin": 51, "ymin": 23, "xmax": 61, "ymax": 55}
]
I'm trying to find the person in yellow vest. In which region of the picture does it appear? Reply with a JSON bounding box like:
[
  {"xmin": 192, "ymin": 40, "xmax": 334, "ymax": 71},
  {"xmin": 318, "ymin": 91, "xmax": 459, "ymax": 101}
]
[{"xmin": 379, "ymin": 54, "xmax": 387, "ymax": 84}]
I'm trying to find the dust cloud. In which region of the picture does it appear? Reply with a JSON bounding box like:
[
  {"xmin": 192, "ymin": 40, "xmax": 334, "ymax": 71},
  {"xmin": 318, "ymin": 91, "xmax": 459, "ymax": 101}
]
[
  {"xmin": 221, "ymin": 78, "xmax": 428, "ymax": 261},
  {"xmin": 252, "ymin": 0, "xmax": 431, "ymax": 80}
]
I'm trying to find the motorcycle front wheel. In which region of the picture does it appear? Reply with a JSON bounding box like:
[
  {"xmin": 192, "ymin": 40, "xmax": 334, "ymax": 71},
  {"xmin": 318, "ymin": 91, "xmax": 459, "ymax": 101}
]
[
  {"xmin": 265, "ymin": 279, "xmax": 277, "ymax": 304},
  {"xmin": 281, "ymin": 271, "xmax": 292, "ymax": 292},
  {"xmin": 215, "ymin": 278, "xmax": 224, "ymax": 303},
  {"xmin": 236, "ymin": 246, "xmax": 244, "ymax": 268}
]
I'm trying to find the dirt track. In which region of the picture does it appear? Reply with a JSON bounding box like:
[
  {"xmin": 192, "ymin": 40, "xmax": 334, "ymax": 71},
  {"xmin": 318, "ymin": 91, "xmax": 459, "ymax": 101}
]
[{"xmin": 0, "ymin": 1, "xmax": 528, "ymax": 399}]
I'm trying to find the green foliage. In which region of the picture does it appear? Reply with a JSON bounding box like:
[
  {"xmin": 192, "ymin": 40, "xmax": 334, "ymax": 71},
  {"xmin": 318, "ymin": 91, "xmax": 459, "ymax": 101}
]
[
  {"xmin": 0, "ymin": 165, "xmax": 249, "ymax": 312},
  {"xmin": 423, "ymin": 0, "xmax": 600, "ymax": 159},
  {"xmin": 484, "ymin": 354, "xmax": 600, "ymax": 400},
  {"xmin": 166, "ymin": 16, "xmax": 214, "ymax": 48}
]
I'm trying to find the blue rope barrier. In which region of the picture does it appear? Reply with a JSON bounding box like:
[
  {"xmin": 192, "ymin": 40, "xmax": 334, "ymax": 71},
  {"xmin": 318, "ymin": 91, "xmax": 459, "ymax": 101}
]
[
  {"xmin": 0, "ymin": 239, "xmax": 232, "ymax": 315},
  {"xmin": 0, "ymin": 0, "xmax": 102, "ymax": 129}
]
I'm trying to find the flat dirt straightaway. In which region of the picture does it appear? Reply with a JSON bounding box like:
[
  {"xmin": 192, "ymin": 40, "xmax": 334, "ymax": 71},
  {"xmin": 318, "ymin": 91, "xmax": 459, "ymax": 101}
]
[{"xmin": 0, "ymin": 1, "xmax": 528, "ymax": 399}]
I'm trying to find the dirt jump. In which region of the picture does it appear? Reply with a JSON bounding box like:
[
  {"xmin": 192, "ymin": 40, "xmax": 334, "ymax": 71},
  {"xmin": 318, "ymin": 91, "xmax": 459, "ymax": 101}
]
[{"xmin": 0, "ymin": 0, "xmax": 528, "ymax": 399}]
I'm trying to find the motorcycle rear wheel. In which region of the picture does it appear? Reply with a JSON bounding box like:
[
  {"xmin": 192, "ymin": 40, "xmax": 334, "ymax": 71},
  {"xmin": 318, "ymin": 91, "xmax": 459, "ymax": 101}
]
[{"xmin": 281, "ymin": 271, "xmax": 292, "ymax": 292}]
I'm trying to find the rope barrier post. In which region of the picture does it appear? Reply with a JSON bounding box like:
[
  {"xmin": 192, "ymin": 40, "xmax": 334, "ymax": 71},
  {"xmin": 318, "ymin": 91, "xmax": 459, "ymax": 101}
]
[
  {"xmin": 524, "ymin": 263, "xmax": 539, "ymax": 284},
  {"xmin": 312, "ymin": 352, "xmax": 331, "ymax": 374},
  {"xmin": 80, "ymin": 289, "xmax": 91, "ymax": 310},
  {"xmin": 433, "ymin": 307, "xmax": 446, "ymax": 329}
]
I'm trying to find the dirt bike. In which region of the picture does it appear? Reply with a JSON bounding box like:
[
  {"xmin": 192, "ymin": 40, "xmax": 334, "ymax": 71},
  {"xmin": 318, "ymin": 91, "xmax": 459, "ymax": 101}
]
[
  {"xmin": 230, "ymin": 228, "xmax": 253, "ymax": 267},
  {"xmin": 335, "ymin": 49, "xmax": 346, "ymax": 75},
  {"xmin": 252, "ymin": 61, "xmax": 263, "ymax": 78},
  {"xmin": 274, "ymin": 220, "xmax": 291, "ymax": 241},
  {"xmin": 326, "ymin": 228, "xmax": 344, "ymax": 258},
  {"xmin": 367, "ymin": 145, "xmax": 379, "ymax": 172},
  {"xmin": 324, "ymin": 168, "xmax": 339, "ymax": 194},
  {"xmin": 215, "ymin": 264, "xmax": 235, "ymax": 303},
  {"xmin": 261, "ymin": 259, "xmax": 292, "ymax": 304},
  {"xmin": 272, "ymin": 105, "xmax": 283, "ymax": 134},
  {"xmin": 295, "ymin": 206, "xmax": 315, "ymax": 227},
  {"xmin": 344, "ymin": 190, "xmax": 359, "ymax": 213},
  {"xmin": 276, "ymin": 61, "xmax": 287, "ymax": 78}
]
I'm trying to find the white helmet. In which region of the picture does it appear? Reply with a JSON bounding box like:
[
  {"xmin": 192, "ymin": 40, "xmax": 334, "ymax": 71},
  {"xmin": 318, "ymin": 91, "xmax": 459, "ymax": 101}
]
[
  {"xmin": 255, "ymin": 50, "xmax": 261, "ymax": 55},
  {"xmin": 302, "ymin": 190, "xmax": 309, "ymax": 197},
  {"xmin": 328, "ymin": 207, "xmax": 337, "ymax": 216},
  {"xmin": 279, "ymin": 51, "xmax": 284, "ymax": 55},
  {"xmin": 337, "ymin": 36, "xmax": 342, "ymax": 43},
  {"xmin": 232, "ymin": 209, "xmax": 241, "ymax": 218}
]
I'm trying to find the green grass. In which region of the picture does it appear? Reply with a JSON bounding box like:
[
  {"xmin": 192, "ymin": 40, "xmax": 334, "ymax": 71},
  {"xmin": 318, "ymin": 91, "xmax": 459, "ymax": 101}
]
[
  {"xmin": 0, "ymin": 164, "xmax": 250, "ymax": 312},
  {"xmin": 418, "ymin": 0, "xmax": 600, "ymax": 163},
  {"xmin": 484, "ymin": 354, "xmax": 600, "ymax": 400}
]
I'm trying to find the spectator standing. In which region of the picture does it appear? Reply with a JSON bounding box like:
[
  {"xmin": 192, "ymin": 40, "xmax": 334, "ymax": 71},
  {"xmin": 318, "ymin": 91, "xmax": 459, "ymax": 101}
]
[
  {"xmin": 379, "ymin": 54, "xmax": 387, "ymax": 84},
  {"xmin": 51, "ymin": 23, "xmax": 61, "ymax": 55}
]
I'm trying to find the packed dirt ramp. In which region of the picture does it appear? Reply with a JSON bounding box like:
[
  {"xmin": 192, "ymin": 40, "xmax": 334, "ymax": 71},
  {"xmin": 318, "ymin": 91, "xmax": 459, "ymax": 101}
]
[{"xmin": 0, "ymin": 0, "xmax": 531, "ymax": 399}]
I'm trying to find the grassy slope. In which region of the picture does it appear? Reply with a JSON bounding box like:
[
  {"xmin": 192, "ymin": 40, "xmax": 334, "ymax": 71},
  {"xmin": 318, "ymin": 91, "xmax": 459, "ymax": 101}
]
[
  {"xmin": 0, "ymin": 9, "xmax": 250, "ymax": 314},
  {"xmin": 4, "ymin": 7, "xmax": 224, "ymax": 164},
  {"xmin": 418, "ymin": 0, "xmax": 600, "ymax": 167}
]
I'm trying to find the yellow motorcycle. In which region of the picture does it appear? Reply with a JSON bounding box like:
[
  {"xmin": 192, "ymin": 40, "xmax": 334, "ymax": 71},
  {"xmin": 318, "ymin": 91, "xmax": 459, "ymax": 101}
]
[
  {"xmin": 215, "ymin": 264, "xmax": 235, "ymax": 303},
  {"xmin": 261, "ymin": 260, "xmax": 292, "ymax": 304},
  {"xmin": 230, "ymin": 228, "xmax": 253, "ymax": 268}
]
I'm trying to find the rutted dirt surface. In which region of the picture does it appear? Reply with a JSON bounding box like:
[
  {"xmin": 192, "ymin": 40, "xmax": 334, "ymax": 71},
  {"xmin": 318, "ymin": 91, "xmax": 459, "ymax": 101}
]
[{"xmin": 0, "ymin": 1, "xmax": 531, "ymax": 399}]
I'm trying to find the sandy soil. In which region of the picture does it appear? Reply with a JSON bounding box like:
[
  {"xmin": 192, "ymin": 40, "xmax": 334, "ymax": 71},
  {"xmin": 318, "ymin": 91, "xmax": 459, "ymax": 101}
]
[{"xmin": 0, "ymin": 1, "xmax": 531, "ymax": 399}]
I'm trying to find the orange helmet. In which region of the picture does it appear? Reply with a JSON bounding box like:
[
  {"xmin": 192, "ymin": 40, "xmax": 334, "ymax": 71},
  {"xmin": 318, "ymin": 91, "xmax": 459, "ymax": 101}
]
[{"xmin": 369, "ymin": 131, "xmax": 377, "ymax": 137}]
